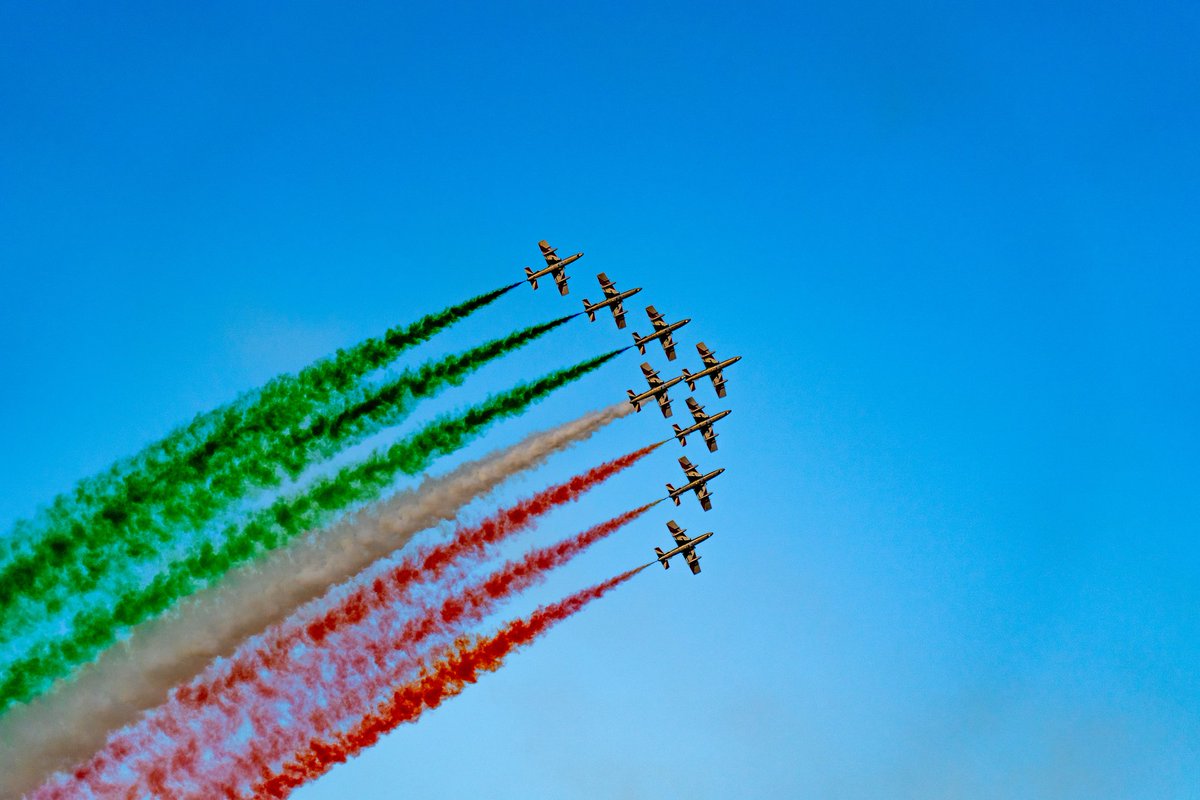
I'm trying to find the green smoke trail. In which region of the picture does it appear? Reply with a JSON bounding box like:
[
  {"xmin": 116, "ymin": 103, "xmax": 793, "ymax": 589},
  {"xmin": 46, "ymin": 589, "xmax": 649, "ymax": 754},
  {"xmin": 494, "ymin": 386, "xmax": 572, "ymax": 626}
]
[
  {"xmin": 0, "ymin": 349, "xmax": 622, "ymax": 715},
  {"xmin": 0, "ymin": 312, "xmax": 571, "ymax": 639},
  {"xmin": 0, "ymin": 284, "xmax": 517, "ymax": 572}
]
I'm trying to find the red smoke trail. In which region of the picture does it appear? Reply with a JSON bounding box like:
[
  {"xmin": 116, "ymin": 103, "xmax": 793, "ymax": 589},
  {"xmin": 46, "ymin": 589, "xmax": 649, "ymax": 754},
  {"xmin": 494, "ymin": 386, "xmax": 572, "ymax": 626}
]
[
  {"xmin": 78, "ymin": 507, "xmax": 656, "ymax": 799},
  {"xmin": 204, "ymin": 503, "xmax": 658, "ymax": 799},
  {"xmin": 296, "ymin": 440, "xmax": 662, "ymax": 648},
  {"xmin": 34, "ymin": 447, "xmax": 659, "ymax": 799},
  {"xmin": 175, "ymin": 440, "xmax": 661, "ymax": 709},
  {"xmin": 375, "ymin": 502, "xmax": 659, "ymax": 666},
  {"xmin": 256, "ymin": 566, "xmax": 647, "ymax": 799}
]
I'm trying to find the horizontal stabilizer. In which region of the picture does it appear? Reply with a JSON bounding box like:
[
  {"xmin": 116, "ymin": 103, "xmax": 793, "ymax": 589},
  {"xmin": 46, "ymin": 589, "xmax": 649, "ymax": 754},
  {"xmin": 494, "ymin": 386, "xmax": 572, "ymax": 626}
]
[
  {"xmin": 655, "ymin": 546, "xmax": 669, "ymax": 569},
  {"xmin": 524, "ymin": 267, "xmax": 538, "ymax": 289}
]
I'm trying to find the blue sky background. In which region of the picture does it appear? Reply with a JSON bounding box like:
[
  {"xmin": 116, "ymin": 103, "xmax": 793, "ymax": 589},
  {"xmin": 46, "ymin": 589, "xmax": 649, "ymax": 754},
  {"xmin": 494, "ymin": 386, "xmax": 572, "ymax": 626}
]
[{"xmin": 2, "ymin": 2, "xmax": 1198, "ymax": 798}]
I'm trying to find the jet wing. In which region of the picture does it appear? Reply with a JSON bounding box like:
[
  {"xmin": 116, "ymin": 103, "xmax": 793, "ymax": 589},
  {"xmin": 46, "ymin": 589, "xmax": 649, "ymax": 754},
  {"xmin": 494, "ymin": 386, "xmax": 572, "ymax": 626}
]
[
  {"xmin": 647, "ymin": 305, "xmax": 667, "ymax": 330},
  {"xmin": 702, "ymin": 428, "xmax": 719, "ymax": 452},
  {"xmin": 679, "ymin": 456, "xmax": 701, "ymax": 480},
  {"xmin": 641, "ymin": 362, "xmax": 662, "ymax": 388},
  {"xmin": 696, "ymin": 342, "xmax": 718, "ymax": 367},
  {"xmin": 654, "ymin": 391, "xmax": 673, "ymax": 418},
  {"xmin": 661, "ymin": 334, "xmax": 677, "ymax": 361},
  {"xmin": 686, "ymin": 397, "xmax": 708, "ymax": 423},
  {"xmin": 696, "ymin": 484, "xmax": 713, "ymax": 511},
  {"xmin": 666, "ymin": 520, "xmax": 690, "ymax": 545},
  {"xmin": 597, "ymin": 273, "xmax": 618, "ymax": 298},
  {"xmin": 611, "ymin": 301, "xmax": 627, "ymax": 329},
  {"xmin": 538, "ymin": 240, "xmax": 560, "ymax": 266},
  {"xmin": 685, "ymin": 549, "xmax": 702, "ymax": 575},
  {"xmin": 712, "ymin": 372, "xmax": 728, "ymax": 399},
  {"xmin": 551, "ymin": 267, "xmax": 570, "ymax": 295}
]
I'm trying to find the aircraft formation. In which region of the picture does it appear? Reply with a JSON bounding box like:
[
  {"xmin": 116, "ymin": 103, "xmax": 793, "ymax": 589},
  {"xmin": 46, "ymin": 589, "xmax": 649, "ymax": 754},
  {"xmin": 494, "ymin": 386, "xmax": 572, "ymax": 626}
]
[{"xmin": 523, "ymin": 239, "xmax": 743, "ymax": 575}]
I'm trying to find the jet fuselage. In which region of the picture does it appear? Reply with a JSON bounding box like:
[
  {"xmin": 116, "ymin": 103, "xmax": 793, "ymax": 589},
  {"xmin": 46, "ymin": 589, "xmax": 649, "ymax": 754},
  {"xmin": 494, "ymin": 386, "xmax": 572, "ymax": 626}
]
[
  {"xmin": 674, "ymin": 409, "xmax": 732, "ymax": 441},
  {"xmin": 668, "ymin": 468, "xmax": 725, "ymax": 502},
  {"xmin": 529, "ymin": 251, "xmax": 583, "ymax": 280},
  {"xmin": 585, "ymin": 287, "xmax": 642, "ymax": 314},
  {"xmin": 655, "ymin": 531, "xmax": 714, "ymax": 565},
  {"xmin": 526, "ymin": 251, "xmax": 583, "ymax": 291},
  {"xmin": 684, "ymin": 356, "xmax": 742, "ymax": 388},
  {"xmin": 633, "ymin": 318, "xmax": 691, "ymax": 352},
  {"xmin": 628, "ymin": 374, "xmax": 683, "ymax": 409}
]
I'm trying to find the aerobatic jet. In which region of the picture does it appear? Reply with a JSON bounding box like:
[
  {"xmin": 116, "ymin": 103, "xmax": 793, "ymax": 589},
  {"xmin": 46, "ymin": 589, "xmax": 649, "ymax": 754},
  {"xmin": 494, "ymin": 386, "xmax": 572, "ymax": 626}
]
[
  {"xmin": 681, "ymin": 342, "xmax": 742, "ymax": 398},
  {"xmin": 631, "ymin": 305, "xmax": 690, "ymax": 361},
  {"xmin": 582, "ymin": 273, "xmax": 641, "ymax": 329},
  {"xmin": 666, "ymin": 455, "xmax": 724, "ymax": 511},
  {"xmin": 524, "ymin": 239, "xmax": 582, "ymax": 295},
  {"xmin": 672, "ymin": 397, "xmax": 731, "ymax": 453},
  {"xmin": 627, "ymin": 362, "xmax": 683, "ymax": 418},
  {"xmin": 654, "ymin": 520, "xmax": 714, "ymax": 575}
]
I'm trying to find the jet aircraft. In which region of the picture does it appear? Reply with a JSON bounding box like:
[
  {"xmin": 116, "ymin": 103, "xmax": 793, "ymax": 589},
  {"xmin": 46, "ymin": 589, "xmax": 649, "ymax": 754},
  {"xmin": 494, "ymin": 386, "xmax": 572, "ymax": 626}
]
[
  {"xmin": 666, "ymin": 455, "xmax": 724, "ymax": 511},
  {"xmin": 672, "ymin": 397, "xmax": 731, "ymax": 452},
  {"xmin": 654, "ymin": 520, "xmax": 714, "ymax": 575},
  {"xmin": 681, "ymin": 342, "xmax": 742, "ymax": 398},
  {"xmin": 524, "ymin": 239, "xmax": 582, "ymax": 295},
  {"xmin": 631, "ymin": 305, "xmax": 690, "ymax": 360},
  {"xmin": 627, "ymin": 362, "xmax": 683, "ymax": 418},
  {"xmin": 582, "ymin": 273, "xmax": 641, "ymax": 329}
]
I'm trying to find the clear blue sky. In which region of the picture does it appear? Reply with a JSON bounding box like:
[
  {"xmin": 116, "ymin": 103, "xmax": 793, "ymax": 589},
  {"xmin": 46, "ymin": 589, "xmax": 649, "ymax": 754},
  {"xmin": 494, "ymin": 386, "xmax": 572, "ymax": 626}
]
[{"xmin": 2, "ymin": 2, "xmax": 1198, "ymax": 798}]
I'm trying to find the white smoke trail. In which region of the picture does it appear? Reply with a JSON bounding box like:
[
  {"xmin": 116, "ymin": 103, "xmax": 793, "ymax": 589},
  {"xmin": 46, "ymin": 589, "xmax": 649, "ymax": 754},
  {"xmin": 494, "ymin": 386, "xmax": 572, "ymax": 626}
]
[{"xmin": 0, "ymin": 403, "xmax": 631, "ymax": 800}]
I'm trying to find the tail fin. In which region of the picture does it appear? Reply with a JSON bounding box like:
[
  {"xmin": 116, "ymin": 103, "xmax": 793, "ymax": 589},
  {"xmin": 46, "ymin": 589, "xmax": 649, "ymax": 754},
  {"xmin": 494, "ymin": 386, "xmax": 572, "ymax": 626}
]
[
  {"xmin": 655, "ymin": 547, "xmax": 669, "ymax": 569},
  {"xmin": 633, "ymin": 332, "xmax": 646, "ymax": 354},
  {"xmin": 626, "ymin": 390, "xmax": 641, "ymax": 411},
  {"xmin": 672, "ymin": 423, "xmax": 686, "ymax": 445},
  {"xmin": 583, "ymin": 299, "xmax": 596, "ymax": 321},
  {"xmin": 666, "ymin": 484, "xmax": 681, "ymax": 505},
  {"xmin": 681, "ymin": 368, "xmax": 696, "ymax": 391},
  {"xmin": 524, "ymin": 266, "xmax": 538, "ymax": 289}
]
